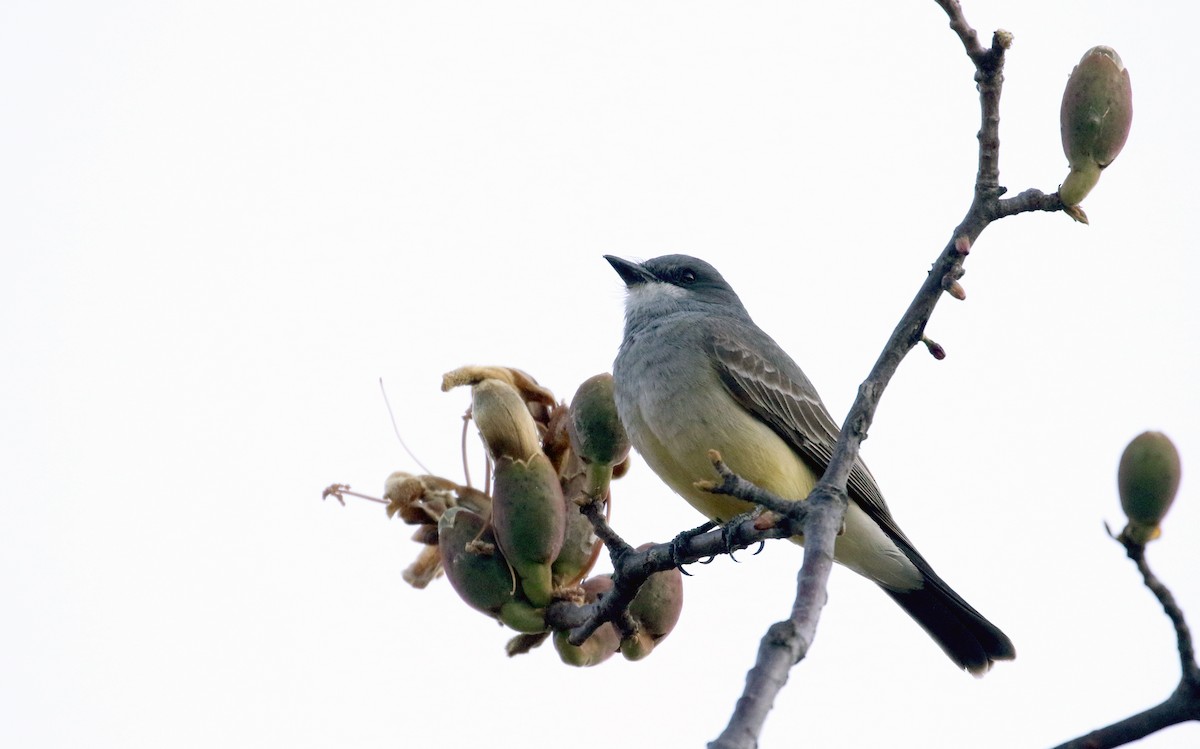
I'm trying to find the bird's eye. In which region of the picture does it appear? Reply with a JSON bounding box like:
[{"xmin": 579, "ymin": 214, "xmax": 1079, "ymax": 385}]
[{"xmin": 680, "ymin": 269, "xmax": 696, "ymax": 284}]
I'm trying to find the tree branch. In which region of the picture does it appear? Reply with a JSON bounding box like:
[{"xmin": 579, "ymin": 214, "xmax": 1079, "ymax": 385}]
[
  {"xmin": 709, "ymin": 3, "xmax": 1074, "ymax": 747},
  {"xmin": 1049, "ymin": 540, "xmax": 1200, "ymax": 749},
  {"xmin": 546, "ymin": 469, "xmax": 800, "ymax": 644}
]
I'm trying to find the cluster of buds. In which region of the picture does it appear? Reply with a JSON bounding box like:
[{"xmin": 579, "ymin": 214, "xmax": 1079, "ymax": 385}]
[
  {"xmin": 552, "ymin": 549, "xmax": 684, "ymax": 667},
  {"xmin": 373, "ymin": 365, "xmax": 682, "ymax": 664},
  {"xmin": 1059, "ymin": 46, "xmax": 1133, "ymax": 222},
  {"xmin": 1117, "ymin": 431, "xmax": 1182, "ymax": 546}
]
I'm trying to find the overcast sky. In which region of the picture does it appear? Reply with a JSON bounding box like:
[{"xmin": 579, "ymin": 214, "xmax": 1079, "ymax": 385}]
[{"xmin": 3, "ymin": 1, "xmax": 1199, "ymax": 747}]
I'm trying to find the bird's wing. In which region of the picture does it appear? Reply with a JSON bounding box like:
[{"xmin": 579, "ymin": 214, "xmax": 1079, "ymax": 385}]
[
  {"xmin": 709, "ymin": 324, "xmax": 1014, "ymax": 667},
  {"xmin": 707, "ymin": 326, "xmax": 917, "ymax": 550}
]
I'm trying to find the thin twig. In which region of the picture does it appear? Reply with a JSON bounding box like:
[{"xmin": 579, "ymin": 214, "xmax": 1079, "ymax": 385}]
[
  {"xmin": 1127, "ymin": 543, "xmax": 1200, "ymax": 683},
  {"xmin": 547, "ymin": 482, "xmax": 796, "ymax": 644},
  {"xmin": 1048, "ymin": 540, "xmax": 1200, "ymax": 748}
]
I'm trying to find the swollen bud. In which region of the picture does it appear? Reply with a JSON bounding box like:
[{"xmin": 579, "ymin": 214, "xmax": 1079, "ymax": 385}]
[
  {"xmin": 553, "ymin": 626, "xmax": 621, "ymax": 667},
  {"xmin": 437, "ymin": 507, "xmax": 546, "ymax": 632},
  {"xmin": 551, "ymin": 455, "xmax": 604, "ymax": 587},
  {"xmin": 1117, "ymin": 431, "xmax": 1182, "ymax": 545},
  {"xmin": 469, "ymin": 379, "xmax": 543, "ymax": 462},
  {"xmin": 568, "ymin": 374, "xmax": 631, "ymax": 468},
  {"xmin": 620, "ymin": 544, "xmax": 684, "ymax": 661},
  {"xmin": 1059, "ymin": 46, "xmax": 1133, "ymax": 208},
  {"xmin": 553, "ymin": 575, "xmax": 621, "ymax": 667},
  {"xmin": 567, "ymin": 373, "xmax": 632, "ymax": 502},
  {"xmin": 491, "ymin": 454, "xmax": 567, "ymax": 607}
]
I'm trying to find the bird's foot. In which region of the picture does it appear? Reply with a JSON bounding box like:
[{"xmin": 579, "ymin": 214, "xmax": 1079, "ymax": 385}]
[
  {"xmin": 668, "ymin": 519, "xmax": 719, "ymax": 575},
  {"xmin": 719, "ymin": 508, "xmax": 769, "ymax": 561}
]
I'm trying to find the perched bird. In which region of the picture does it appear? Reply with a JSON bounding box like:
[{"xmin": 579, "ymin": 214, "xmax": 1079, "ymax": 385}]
[{"xmin": 606, "ymin": 253, "xmax": 1015, "ymax": 675}]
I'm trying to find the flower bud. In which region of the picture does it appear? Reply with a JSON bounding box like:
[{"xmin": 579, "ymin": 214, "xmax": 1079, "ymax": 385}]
[
  {"xmin": 1059, "ymin": 46, "xmax": 1132, "ymax": 206},
  {"xmin": 568, "ymin": 374, "xmax": 631, "ymax": 468},
  {"xmin": 437, "ymin": 507, "xmax": 517, "ymax": 615},
  {"xmin": 620, "ymin": 544, "xmax": 684, "ymax": 660},
  {"xmin": 551, "ymin": 455, "xmax": 603, "ymax": 588},
  {"xmin": 553, "ymin": 625, "xmax": 621, "ymax": 667},
  {"xmin": 469, "ymin": 379, "xmax": 543, "ymax": 462},
  {"xmin": 436, "ymin": 507, "xmax": 547, "ymax": 632},
  {"xmin": 568, "ymin": 373, "xmax": 632, "ymax": 504},
  {"xmin": 491, "ymin": 454, "xmax": 567, "ymax": 607},
  {"xmin": 1118, "ymin": 431, "xmax": 1182, "ymax": 545},
  {"xmin": 553, "ymin": 575, "xmax": 621, "ymax": 667}
]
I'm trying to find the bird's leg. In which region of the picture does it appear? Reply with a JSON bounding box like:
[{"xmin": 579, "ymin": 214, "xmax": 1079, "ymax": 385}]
[
  {"xmin": 718, "ymin": 508, "xmax": 768, "ymax": 561},
  {"xmin": 697, "ymin": 449, "xmax": 808, "ymax": 535},
  {"xmin": 668, "ymin": 519, "xmax": 719, "ymax": 574}
]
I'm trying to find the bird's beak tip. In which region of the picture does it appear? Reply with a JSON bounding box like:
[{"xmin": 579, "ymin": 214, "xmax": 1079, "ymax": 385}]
[{"xmin": 604, "ymin": 255, "xmax": 650, "ymax": 286}]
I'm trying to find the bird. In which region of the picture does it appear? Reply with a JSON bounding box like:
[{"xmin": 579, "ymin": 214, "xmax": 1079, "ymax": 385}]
[{"xmin": 605, "ymin": 253, "xmax": 1015, "ymax": 675}]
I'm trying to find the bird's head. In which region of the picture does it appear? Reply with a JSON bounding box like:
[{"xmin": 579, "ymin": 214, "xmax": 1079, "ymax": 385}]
[{"xmin": 604, "ymin": 254, "xmax": 746, "ymax": 329}]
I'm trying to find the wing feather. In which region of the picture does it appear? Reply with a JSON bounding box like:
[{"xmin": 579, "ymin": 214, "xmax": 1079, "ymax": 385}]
[{"xmin": 708, "ymin": 327, "xmax": 919, "ymax": 551}]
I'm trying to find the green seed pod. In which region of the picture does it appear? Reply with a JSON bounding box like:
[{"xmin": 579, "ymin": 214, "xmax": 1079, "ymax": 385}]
[
  {"xmin": 553, "ymin": 625, "xmax": 621, "ymax": 667},
  {"xmin": 553, "ymin": 574, "xmax": 621, "ymax": 667},
  {"xmin": 618, "ymin": 629, "xmax": 657, "ymax": 662},
  {"xmin": 491, "ymin": 454, "xmax": 566, "ymax": 607},
  {"xmin": 498, "ymin": 599, "xmax": 548, "ymax": 634},
  {"xmin": 568, "ymin": 374, "xmax": 631, "ymax": 468},
  {"xmin": 1059, "ymin": 46, "xmax": 1133, "ymax": 207},
  {"xmin": 437, "ymin": 507, "xmax": 512, "ymax": 613},
  {"xmin": 437, "ymin": 506, "xmax": 545, "ymax": 632},
  {"xmin": 567, "ymin": 373, "xmax": 632, "ymax": 502},
  {"xmin": 1118, "ymin": 431, "xmax": 1182, "ymax": 545},
  {"xmin": 620, "ymin": 543, "xmax": 684, "ymax": 660},
  {"xmin": 551, "ymin": 453, "xmax": 604, "ymax": 588}
]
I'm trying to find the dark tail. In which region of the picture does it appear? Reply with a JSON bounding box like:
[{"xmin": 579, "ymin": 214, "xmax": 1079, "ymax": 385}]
[{"xmin": 882, "ymin": 578, "xmax": 1015, "ymax": 676}]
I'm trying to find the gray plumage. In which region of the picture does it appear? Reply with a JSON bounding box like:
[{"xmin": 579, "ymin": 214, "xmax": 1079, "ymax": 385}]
[{"xmin": 607, "ymin": 253, "xmax": 1014, "ymax": 675}]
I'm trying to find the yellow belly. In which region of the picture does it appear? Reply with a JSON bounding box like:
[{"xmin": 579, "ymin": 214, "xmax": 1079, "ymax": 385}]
[
  {"xmin": 625, "ymin": 386, "xmax": 922, "ymax": 591},
  {"xmin": 635, "ymin": 405, "xmax": 816, "ymax": 523}
]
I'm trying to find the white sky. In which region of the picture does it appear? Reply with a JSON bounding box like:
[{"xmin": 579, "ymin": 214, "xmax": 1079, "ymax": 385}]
[{"xmin": 3, "ymin": 1, "xmax": 1199, "ymax": 747}]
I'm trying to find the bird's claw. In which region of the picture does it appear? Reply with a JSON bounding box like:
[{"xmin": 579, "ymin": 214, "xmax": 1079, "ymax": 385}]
[{"xmin": 669, "ymin": 519, "xmax": 718, "ymax": 574}]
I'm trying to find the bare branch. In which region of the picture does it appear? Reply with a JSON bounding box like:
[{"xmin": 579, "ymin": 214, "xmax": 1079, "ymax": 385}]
[
  {"xmin": 546, "ymin": 489, "xmax": 795, "ymax": 645},
  {"xmin": 1127, "ymin": 542, "xmax": 1200, "ymax": 683},
  {"xmin": 934, "ymin": 0, "xmax": 987, "ymax": 63},
  {"xmin": 709, "ymin": 487, "xmax": 847, "ymax": 749},
  {"xmin": 710, "ymin": 2, "xmax": 1076, "ymax": 746},
  {"xmin": 1048, "ymin": 540, "xmax": 1200, "ymax": 748}
]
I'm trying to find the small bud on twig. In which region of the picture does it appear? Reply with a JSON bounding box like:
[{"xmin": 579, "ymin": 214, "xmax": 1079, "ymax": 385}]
[
  {"xmin": 921, "ymin": 335, "xmax": 947, "ymax": 360},
  {"xmin": 941, "ymin": 274, "xmax": 967, "ymax": 300}
]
